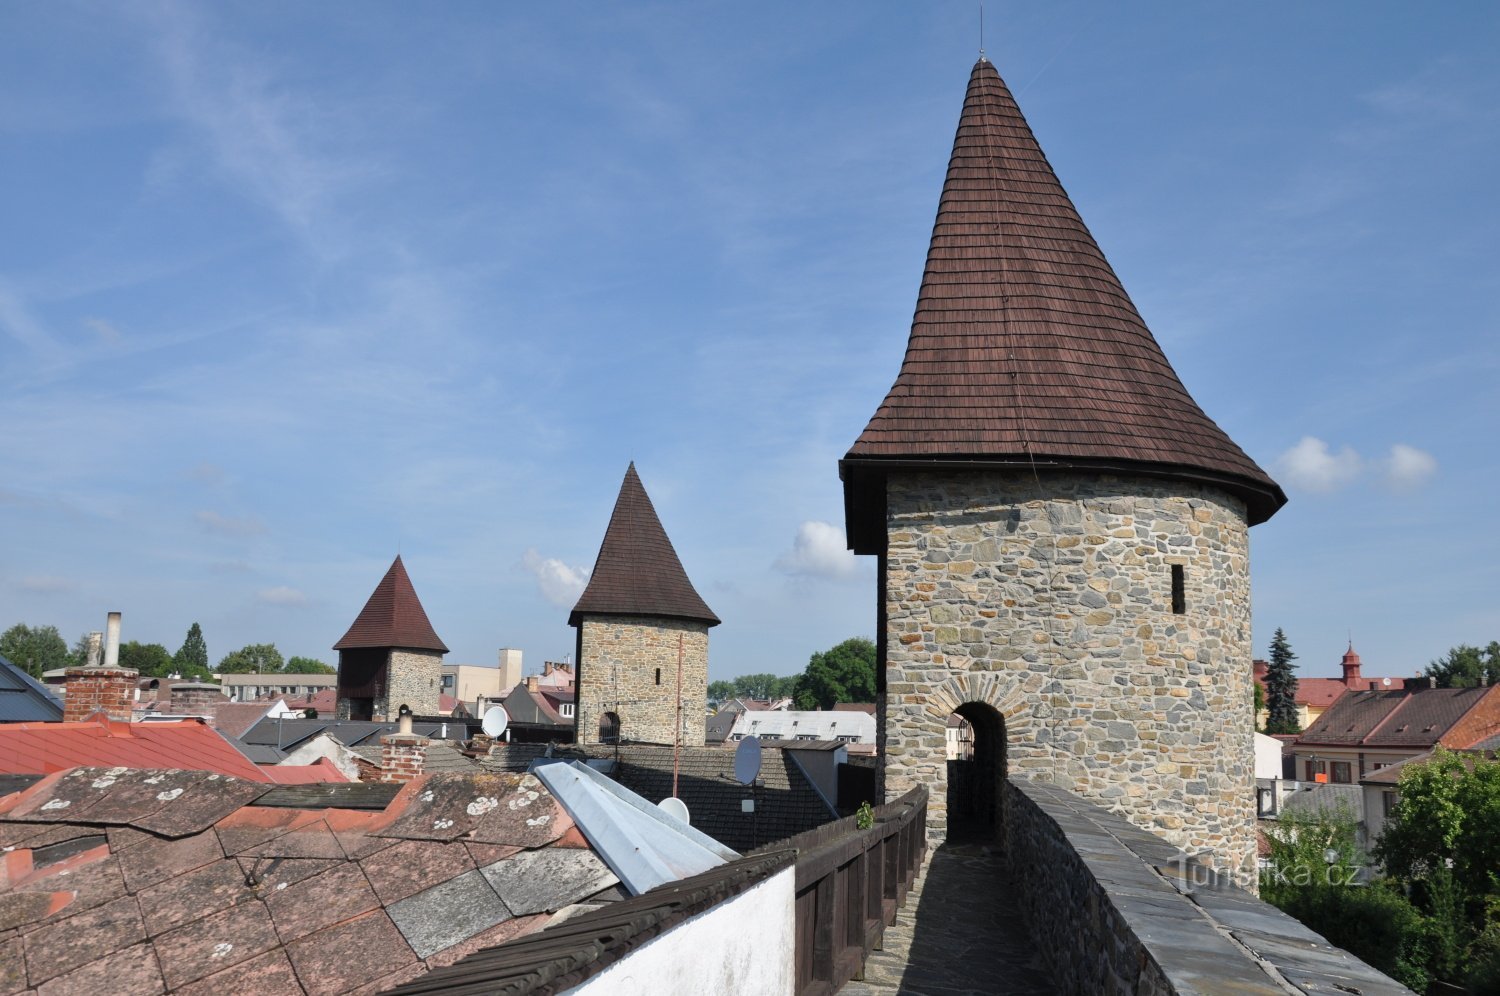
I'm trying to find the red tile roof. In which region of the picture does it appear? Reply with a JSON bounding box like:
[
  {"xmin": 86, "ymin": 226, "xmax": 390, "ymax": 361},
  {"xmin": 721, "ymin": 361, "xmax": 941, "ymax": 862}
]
[
  {"xmin": 0, "ymin": 717, "xmax": 344, "ymax": 783},
  {"xmin": 0, "ymin": 769, "xmax": 621, "ymax": 994},
  {"xmin": 333, "ymin": 555, "xmax": 449, "ymax": 653},
  {"xmin": 842, "ymin": 59, "xmax": 1284, "ymax": 547},
  {"xmin": 569, "ymin": 463, "xmax": 719, "ymax": 627}
]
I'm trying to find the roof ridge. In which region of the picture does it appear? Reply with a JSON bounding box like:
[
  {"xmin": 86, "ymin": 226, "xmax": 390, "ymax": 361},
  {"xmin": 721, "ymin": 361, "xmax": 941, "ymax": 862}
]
[{"xmin": 333, "ymin": 556, "xmax": 449, "ymax": 653}]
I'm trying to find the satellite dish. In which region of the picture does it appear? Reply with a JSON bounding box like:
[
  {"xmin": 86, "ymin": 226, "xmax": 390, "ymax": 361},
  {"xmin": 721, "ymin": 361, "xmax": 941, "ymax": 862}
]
[
  {"xmin": 657, "ymin": 796, "xmax": 690, "ymax": 825},
  {"xmin": 734, "ymin": 735, "xmax": 762, "ymax": 785},
  {"xmin": 481, "ymin": 705, "xmax": 509, "ymax": 738}
]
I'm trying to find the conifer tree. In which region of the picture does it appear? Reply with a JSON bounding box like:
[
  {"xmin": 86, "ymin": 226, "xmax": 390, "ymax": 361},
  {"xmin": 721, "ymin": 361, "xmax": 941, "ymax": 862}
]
[
  {"xmin": 174, "ymin": 622, "xmax": 209, "ymax": 676},
  {"xmin": 1264, "ymin": 628, "xmax": 1301, "ymax": 734}
]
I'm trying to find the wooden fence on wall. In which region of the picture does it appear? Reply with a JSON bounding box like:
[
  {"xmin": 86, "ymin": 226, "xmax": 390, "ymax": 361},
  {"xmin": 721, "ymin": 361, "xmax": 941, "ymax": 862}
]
[{"xmin": 761, "ymin": 786, "xmax": 928, "ymax": 996}]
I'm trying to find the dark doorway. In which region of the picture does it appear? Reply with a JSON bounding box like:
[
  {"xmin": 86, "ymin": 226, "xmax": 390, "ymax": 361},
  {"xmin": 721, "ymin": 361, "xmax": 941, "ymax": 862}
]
[
  {"xmin": 945, "ymin": 702, "xmax": 1006, "ymax": 842},
  {"xmin": 599, "ymin": 711, "xmax": 620, "ymax": 744}
]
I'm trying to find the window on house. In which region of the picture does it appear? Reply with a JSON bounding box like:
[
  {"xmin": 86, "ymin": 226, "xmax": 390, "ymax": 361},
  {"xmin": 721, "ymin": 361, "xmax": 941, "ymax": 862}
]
[
  {"xmin": 655, "ymin": 668, "xmax": 661, "ymax": 686},
  {"xmin": 1383, "ymin": 790, "xmax": 1398, "ymax": 817},
  {"xmin": 1305, "ymin": 758, "xmax": 1326, "ymax": 782},
  {"xmin": 1331, "ymin": 762, "xmax": 1351, "ymax": 784},
  {"xmin": 560, "ymin": 702, "xmax": 574, "ymax": 718},
  {"xmin": 1171, "ymin": 564, "xmax": 1186, "ymax": 614}
]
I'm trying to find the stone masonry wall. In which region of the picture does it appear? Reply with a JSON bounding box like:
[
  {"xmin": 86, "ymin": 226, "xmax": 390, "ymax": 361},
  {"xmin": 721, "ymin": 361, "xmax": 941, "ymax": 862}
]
[
  {"xmin": 382, "ymin": 649, "xmax": 442, "ymax": 720},
  {"xmin": 881, "ymin": 470, "xmax": 1256, "ymax": 885},
  {"xmin": 1005, "ymin": 778, "xmax": 1411, "ymax": 995},
  {"xmin": 576, "ymin": 615, "xmax": 708, "ymax": 747}
]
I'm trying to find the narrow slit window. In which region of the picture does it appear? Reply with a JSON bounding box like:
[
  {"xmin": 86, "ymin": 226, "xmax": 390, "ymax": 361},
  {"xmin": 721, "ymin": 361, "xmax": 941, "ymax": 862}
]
[
  {"xmin": 655, "ymin": 667, "xmax": 662, "ymax": 686},
  {"xmin": 1171, "ymin": 564, "xmax": 1186, "ymax": 615}
]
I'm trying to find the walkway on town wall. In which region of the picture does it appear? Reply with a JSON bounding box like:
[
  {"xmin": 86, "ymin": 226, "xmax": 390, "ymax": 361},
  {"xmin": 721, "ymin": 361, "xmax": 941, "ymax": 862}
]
[{"xmin": 840, "ymin": 841, "xmax": 1055, "ymax": 996}]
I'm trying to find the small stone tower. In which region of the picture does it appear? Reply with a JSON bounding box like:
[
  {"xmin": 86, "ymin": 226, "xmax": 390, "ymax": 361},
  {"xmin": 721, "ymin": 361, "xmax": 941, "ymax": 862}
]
[
  {"xmin": 334, "ymin": 555, "xmax": 448, "ymax": 721},
  {"xmin": 840, "ymin": 60, "xmax": 1285, "ymax": 883},
  {"xmin": 571, "ymin": 463, "xmax": 720, "ymax": 747}
]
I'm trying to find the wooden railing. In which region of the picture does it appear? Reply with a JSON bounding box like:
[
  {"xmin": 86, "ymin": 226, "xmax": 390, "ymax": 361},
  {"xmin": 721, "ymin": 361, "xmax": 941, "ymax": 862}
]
[{"xmin": 767, "ymin": 786, "xmax": 928, "ymax": 996}]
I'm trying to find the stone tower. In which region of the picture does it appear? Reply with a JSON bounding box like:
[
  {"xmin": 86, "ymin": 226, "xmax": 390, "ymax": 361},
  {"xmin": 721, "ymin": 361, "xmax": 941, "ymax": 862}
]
[
  {"xmin": 840, "ymin": 60, "xmax": 1285, "ymax": 882},
  {"xmin": 334, "ymin": 555, "xmax": 448, "ymax": 721},
  {"xmin": 571, "ymin": 463, "xmax": 720, "ymax": 747}
]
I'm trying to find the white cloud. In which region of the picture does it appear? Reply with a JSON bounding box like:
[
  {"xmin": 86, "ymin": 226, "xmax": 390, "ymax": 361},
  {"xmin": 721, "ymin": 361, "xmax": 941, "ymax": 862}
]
[
  {"xmin": 257, "ymin": 585, "xmax": 306, "ymax": 606},
  {"xmin": 19, "ymin": 575, "xmax": 71, "ymax": 593},
  {"xmin": 83, "ymin": 317, "xmax": 121, "ymax": 342},
  {"xmin": 775, "ymin": 520, "xmax": 862, "ymax": 581},
  {"xmin": 521, "ymin": 549, "xmax": 590, "ymax": 607},
  {"xmin": 1383, "ymin": 443, "xmax": 1437, "ymax": 490},
  {"xmin": 1275, "ymin": 437, "xmax": 1363, "ymax": 493},
  {"xmin": 195, "ymin": 509, "xmax": 266, "ymax": 536}
]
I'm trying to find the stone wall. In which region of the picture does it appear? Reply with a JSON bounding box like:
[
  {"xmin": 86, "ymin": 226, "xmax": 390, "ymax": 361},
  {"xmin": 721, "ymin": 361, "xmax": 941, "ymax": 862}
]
[
  {"xmin": 880, "ymin": 470, "xmax": 1256, "ymax": 884},
  {"xmin": 384, "ymin": 649, "xmax": 443, "ymax": 719},
  {"xmin": 576, "ymin": 615, "xmax": 708, "ymax": 747},
  {"xmin": 1005, "ymin": 778, "xmax": 1411, "ymax": 995}
]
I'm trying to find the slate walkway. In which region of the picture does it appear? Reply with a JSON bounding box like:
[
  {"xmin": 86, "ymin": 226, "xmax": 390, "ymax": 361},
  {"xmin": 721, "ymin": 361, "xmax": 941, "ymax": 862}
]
[{"xmin": 840, "ymin": 841, "xmax": 1056, "ymax": 996}]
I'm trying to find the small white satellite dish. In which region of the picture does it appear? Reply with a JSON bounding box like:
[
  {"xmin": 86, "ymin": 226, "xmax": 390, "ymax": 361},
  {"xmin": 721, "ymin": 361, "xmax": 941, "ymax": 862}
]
[
  {"xmin": 1382, "ymin": 677, "xmax": 1392, "ymax": 686},
  {"xmin": 657, "ymin": 796, "xmax": 690, "ymax": 825},
  {"xmin": 481, "ymin": 705, "xmax": 509, "ymax": 738},
  {"xmin": 734, "ymin": 735, "xmax": 763, "ymax": 785}
]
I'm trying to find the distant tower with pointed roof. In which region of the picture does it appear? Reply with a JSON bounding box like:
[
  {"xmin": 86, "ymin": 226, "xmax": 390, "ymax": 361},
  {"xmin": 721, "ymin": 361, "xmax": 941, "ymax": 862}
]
[
  {"xmin": 841, "ymin": 60, "xmax": 1284, "ymax": 884},
  {"xmin": 570, "ymin": 463, "xmax": 720, "ymax": 747},
  {"xmin": 333, "ymin": 555, "xmax": 448, "ymax": 721}
]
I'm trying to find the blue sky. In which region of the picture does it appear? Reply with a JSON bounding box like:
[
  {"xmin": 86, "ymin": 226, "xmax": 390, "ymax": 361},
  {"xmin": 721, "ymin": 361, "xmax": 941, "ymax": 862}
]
[{"xmin": 2, "ymin": 2, "xmax": 1496, "ymax": 683}]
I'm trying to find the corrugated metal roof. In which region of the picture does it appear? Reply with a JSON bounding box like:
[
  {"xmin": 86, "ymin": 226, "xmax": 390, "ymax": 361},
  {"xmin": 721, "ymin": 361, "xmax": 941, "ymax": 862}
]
[
  {"xmin": 842, "ymin": 59, "xmax": 1284, "ymax": 543},
  {"xmin": 333, "ymin": 555, "xmax": 449, "ymax": 652},
  {"xmin": 568, "ymin": 464, "xmax": 719, "ymax": 627},
  {"xmin": 0, "ymin": 654, "xmax": 64, "ymax": 723}
]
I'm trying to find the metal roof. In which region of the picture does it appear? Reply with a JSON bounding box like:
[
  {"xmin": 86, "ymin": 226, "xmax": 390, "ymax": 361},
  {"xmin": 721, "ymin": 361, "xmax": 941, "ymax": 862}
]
[{"xmin": 0, "ymin": 654, "xmax": 64, "ymax": 723}]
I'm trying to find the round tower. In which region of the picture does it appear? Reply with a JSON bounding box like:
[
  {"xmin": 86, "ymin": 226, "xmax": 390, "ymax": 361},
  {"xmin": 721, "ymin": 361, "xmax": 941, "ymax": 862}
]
[
  {"xmin": 840, "ymin": 60, "xmax": 1285, "ymax": 885},
  {"xmin": 570, "ymin": 463, "xmax": 720, "ymax": 748}
]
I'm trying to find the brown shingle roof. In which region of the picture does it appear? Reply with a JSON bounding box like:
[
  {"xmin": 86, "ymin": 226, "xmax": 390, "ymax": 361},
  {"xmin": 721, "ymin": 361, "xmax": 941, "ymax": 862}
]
[
  {"xmin": 333, "ymin": 556, "xmax": 449, "ymax": 653},
  {"xmin": 842, "ymin": 60, "xmax": 1284, "ymax": 542},
  {"xmin": 568, "ymin": 464, "xmax": 719, "ymax": 628}
]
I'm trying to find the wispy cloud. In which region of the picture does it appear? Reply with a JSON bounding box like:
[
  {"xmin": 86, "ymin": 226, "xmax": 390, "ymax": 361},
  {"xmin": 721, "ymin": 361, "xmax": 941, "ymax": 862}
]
[
  {"xmin": 83, "ymin": 317, "xmax": 122, "ymax": 343},
  {"xmin": 1383, "ymin": 443, "xmax": 1438, "ymax": 490},
  {"xmin": 775, "ymin": 520, "xmax": 862, "ymax": 581},
  {"xmin": 0, "ymin": 280, "xmax": 62, "ymax": 362},
  {"xmin": 521, "ymin": 549, "xmax": 590, "ymax": 607},
  {"xmin": 257, "ymin": 585, "xmax": 306, "ymax": 606},
  {"xmin": 187, "ymin": 463, "xmax": 227, "ymax": 486},
  {"xmin": 19, "ymin": 575, "xmax": 72, "ymax": 593},
  {"xmin": 195, "ymin": 509, "xmax": 266, "ymax": 536}
]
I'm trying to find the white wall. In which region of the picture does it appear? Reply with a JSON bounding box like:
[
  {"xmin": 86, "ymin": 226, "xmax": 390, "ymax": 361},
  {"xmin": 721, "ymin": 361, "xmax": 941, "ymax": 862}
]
[
  {"xmin": 1254, "ymin": 732, "xmax": 1284, "ymax": 780},
  {"xmin": 562, "ymin": 865, "xmax": 795, "ymax": 996}
]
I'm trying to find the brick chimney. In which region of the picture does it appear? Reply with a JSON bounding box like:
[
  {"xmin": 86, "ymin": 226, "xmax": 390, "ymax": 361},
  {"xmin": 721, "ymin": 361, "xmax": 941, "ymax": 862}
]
[
  {"xmin": 525, "ymin": 675, "xmax": 539, "ymax": 693},
  {"xmin": 169, "ymin": 682, "xmax": 224, "ymax": 715},
  {"xmin": 1340, "ymin": 644, "xmax": 1363, "ymax": 686},
  {"xmin": 64, "ymin": 612, "xmax": 137, "ymax": 723}
]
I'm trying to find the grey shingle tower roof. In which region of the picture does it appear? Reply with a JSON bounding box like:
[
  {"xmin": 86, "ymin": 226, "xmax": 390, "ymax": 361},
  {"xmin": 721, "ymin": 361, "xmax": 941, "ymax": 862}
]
[
  {"xmin": 569, "ymin": 463, "xmax": 719, "ymax": 628},
  {"xmin": 843, "ymin": 60, "xmax": 1284, "ymax": 548}
]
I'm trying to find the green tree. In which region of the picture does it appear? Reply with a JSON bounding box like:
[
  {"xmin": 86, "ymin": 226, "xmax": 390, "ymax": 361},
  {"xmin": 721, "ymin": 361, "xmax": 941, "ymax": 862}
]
[
  {"xmin": 1424, "ymin": 641, "xmax": 1500, "ymax": 688},
  {"xmin": 0, "ymin": 624, "xmax": 71, "ymax": 678},
  {"xmin": 174, "ymin": 623, "xmax": 209, "ymax": 676},
  {"xmin": 1253, "ymin": 679, "xmax": 1265, "ymax": 730},
  {"xmin": 1263, "ymin": 628, "xmax": 1300, "ymax": 735},
  {"xmin": 284, "ymin": 656, "xmax": 335, "ymax": 674},
  {"xmin": 67, "ymin": 631, "xmax": 95, "ymax": 667},
  {"xmin": 117, "ymin": 641, "xmax": 174, "ymax": 677},
  {"xmin": 794, "ymin": 637, "xmax": 876, "ymax": 710},
  {"xmin": 731, "ymin": 673, "xmax": 783, "ymax": 701},
  {"xmin": 708, "ymin": 680, "xmax": 735, "ymax": 706},
  {"xmin": 217, "ymin": 643, "xmax": 285, "ymax": 674},
  {"xmin": 1375, "ymin": 747, "xmax": 1500, "ymax": 902}
]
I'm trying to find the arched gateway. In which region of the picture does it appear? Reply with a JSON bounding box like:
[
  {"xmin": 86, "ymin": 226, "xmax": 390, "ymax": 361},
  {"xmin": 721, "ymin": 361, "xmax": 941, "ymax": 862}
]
[{"xmin": 840, "ymin": 59, "xmax": 1285, "ymax": 887}]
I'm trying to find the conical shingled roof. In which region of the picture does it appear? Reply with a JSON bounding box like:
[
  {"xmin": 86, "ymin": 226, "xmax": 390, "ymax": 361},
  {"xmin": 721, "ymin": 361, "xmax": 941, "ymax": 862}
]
[
  {"xmin": 843, "ymin": 60, "xmax": 1284, "ymax": 541},
  {"xmin": 569, "ymin": 464, "xmax": 720, "ymax": 628},
  {"xmin": 333, "ymin": 555, "xmax": 449, "ymax": 653}
]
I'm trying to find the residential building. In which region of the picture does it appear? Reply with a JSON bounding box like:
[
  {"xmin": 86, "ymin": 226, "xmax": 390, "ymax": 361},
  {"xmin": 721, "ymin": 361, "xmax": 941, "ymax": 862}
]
[
  {"xmin": 441, "ymin": 648, "xmax": 522, "ymax": 714},
  {"xmin": 1292, "ymin": 679, "xmax": 1500, "ymax": 786},
  {"xmin": 220, "ymin": 671, "xmax": 338, "ymax": 702},
  {"xmin": 723, "ymin": 709, "xmax": 876, "ymax": 748},
  {"xmin": 1253, "ymin": 644, "xmax": 1404, "ymax": 730}
]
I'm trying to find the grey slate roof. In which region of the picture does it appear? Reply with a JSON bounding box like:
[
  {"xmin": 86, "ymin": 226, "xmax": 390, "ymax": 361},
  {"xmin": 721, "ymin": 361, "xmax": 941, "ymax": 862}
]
[
  {"xmin": 0, "ymin": 654, "xmax": 64, "ymax": 723},
  {"xmin": 237, "ymin": 717, "xmax": 472, "ymax": 752}
]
